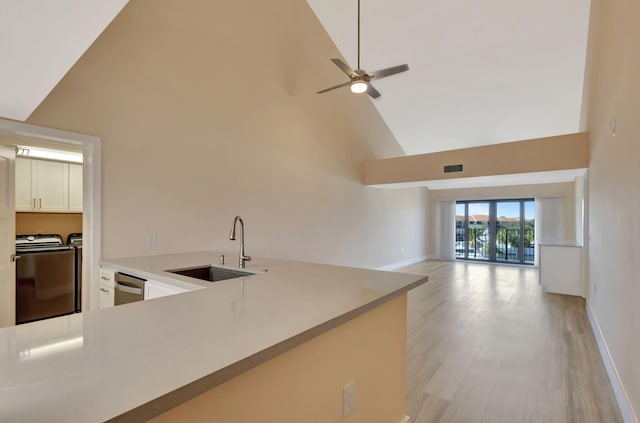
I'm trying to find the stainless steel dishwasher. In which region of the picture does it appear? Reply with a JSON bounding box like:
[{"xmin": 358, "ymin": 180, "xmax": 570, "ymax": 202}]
[{"xmin": 114, "ymin": 273, "xmax": 145, "ymax": 305}]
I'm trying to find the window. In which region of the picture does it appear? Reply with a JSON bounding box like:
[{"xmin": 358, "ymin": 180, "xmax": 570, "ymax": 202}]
[{"xmin": 456, "ymin": 199, "xmax": 535, "ymax": 265}]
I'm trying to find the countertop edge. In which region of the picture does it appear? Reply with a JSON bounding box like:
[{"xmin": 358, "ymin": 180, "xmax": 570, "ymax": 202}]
[{"xmin": 108, "ymin": 275, "xmax": 428, "ymax": 422}]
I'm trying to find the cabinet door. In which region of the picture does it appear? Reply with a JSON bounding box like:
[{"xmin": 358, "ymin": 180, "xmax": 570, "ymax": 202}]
[
  {"xmin": 34, "ymin": 159, "xmax": 69, "ymax": 211},
  {"xmin": 99, "ymin": 284, "xmax": 114, "ymax": 308},
  {"xmin": 145, "ymin": 279, "xmax": 188, "ymax": 300},
  {"xmin": 539, "ymin": 245, "xmax": 583, "ymax": 296},
  {"xmin": 68, "ymin": 163, "xmax": 83, "ymax": 212},
  {"xmin": 15, "ymin": 158, "xmax": 34, "ymax": 211},
  {"xmin": 99, "ymin": 268, "xmax": 115, "ymax": 288},
  {"xmin": 99, "ymin": 268, "xmax": 115, "ymax": 309}
]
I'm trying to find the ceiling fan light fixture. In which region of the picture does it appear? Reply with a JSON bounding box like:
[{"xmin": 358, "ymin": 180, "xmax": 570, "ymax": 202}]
[
  {"xmin": 316, "ymin": 0, "xmax": 408, "ymax": 99},
  {"xmin": 350, "ymin": 80, "xmax": 368, "ymax": 94}
]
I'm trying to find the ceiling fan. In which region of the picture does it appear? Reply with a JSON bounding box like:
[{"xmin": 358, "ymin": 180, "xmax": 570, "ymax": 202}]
[{"xmin": 317, "ymin": 0, "xmax": 409, "ymax": 99}]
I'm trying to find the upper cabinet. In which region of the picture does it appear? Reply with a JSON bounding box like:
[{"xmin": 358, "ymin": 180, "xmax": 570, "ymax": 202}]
[
  {"xmin": 15, "ymin": 157, "xmax": 82, "ymax": 213},
  {"xmin": 68, "ymin": 163, "xmax": 83, "ymax": 212},
  {"xmin": 15, "ymin": 158, "xmax": 34, "ymax": 210}
]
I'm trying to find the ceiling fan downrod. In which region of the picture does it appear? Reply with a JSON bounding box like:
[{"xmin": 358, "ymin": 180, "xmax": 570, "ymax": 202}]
[{"xmin": 316, "ymin": 0, "xmax": 410, "ymax": 99}]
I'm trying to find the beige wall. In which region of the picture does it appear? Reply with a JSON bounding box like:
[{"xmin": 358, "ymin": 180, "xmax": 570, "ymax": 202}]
[
  {"xmin": 16, "ymin": 212, "xmax": 82, "ymax": 242},
  {"xmin": 583, "ymin": 0, "xmax": 640, "ymax": 418},
  {"xmin": 150, "ymin": 294, "xmax": 407, "ymax": 423},
  {"xmin": 428, "ymin": 183, "xmax": 576, "ymax": 258},
  {"xmin": 363, "ymin": 132, "xmax": 589, "ymax": 185},
  {"xmin": 26, "ymin": 0, "xmax": 428, "ymax": 269}
]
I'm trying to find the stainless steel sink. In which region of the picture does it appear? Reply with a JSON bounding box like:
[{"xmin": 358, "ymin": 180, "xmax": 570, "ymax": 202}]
[{"xmin": 166, "ymin": 265, "xmax": 253, "ymax": 282}]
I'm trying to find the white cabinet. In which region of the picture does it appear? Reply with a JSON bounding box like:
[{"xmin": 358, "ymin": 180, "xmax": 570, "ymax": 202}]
[
  {"xmin": 35, "ymin": 159, "xmax": 69, "ymax": 211},
  {"xmin": 539, "ymin": 245, "xmax": 583, "ymax": 297},
  {"xmin": 99, "ymin": 268, "xmax": 190, "ymax": 307},
  {"xmin": 99, "ymin": 268, "xmax": 115, "ymax": 309},
  {"xmin": 15, "ymin": 157, "xmax": 82, "ymax": 213},
  {"xmin": 68, "ymin": 163, "xmax": 83, "ymax": 212},
  {"xmin": 145, "ymin": 279, "xmax": 189, "ymax": 300},
  {"xmin": 15, "ymin": 158, "xmax": 34, "ymax": 210}
]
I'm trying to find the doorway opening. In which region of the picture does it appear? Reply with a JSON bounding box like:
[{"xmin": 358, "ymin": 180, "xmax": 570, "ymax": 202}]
[
  {"xmin": 0, "ymin": 119, "xmax": 101, "ymax": 327},
  {"xmin": 456, "ymin": 199, "xmax": 535, "ymax": 265}
]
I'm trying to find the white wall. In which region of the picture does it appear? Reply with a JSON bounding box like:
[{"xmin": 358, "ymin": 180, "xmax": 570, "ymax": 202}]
[
  {"xmin": 307, "ymin": 0, "xmax": 592, "ymax": 156},
  {"xmin": 25, "ymin": 0, "xmax": 428, "ymax": 269},
  {"xmin": 582, "ymin": 0, "xmax": 640, "ymax": 419}
]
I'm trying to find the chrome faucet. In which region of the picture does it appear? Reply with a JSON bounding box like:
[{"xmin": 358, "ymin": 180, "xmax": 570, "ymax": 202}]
[{"xmin": 229, "ymin": 216, "xmax": 251, "ymax": 268}]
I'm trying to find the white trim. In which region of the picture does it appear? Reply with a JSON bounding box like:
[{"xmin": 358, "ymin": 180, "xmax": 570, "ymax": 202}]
[
  {"xmin": 586, "ymin": 301, "xmax": 637, "ymax": 423},
  {"xmin": 82, "ymin": 137, "xmax": 101, "ymax": 312},
  {"xmin": 0, "ymin": 118, "xmax": 102, "ymax": 313},
  {"xmin": 399, "ymin": 415, "xmax": 411, "ymax": 423},
  {"xmin": 376, "ymin": 256, "xmax": 427, "ymax": 271}
]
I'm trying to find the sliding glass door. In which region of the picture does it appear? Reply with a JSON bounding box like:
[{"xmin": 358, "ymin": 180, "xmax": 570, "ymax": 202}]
[{"xmin": 456, "ymin": 199, "xmax": 535, "ymax": 265}]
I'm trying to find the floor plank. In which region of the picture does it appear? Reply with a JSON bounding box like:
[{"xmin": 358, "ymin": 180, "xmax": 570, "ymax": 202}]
[{"xmin": 400, "ymin": 260, "xmax": 623, "ymax": 423}]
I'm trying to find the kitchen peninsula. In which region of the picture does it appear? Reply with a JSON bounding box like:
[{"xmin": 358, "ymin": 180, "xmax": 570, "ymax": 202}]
[{"xmin": 0, "ymin": 252, "xmax": 427, "ymax": 422}]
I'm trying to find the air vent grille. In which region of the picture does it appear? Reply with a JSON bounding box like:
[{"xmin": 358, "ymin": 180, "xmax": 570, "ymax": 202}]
[{"xmin": 444, "ymin": 164, "xmax": 464, "ymax": 173}]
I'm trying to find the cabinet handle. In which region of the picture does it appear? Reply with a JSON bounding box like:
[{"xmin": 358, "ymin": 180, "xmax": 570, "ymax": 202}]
[
  {"xmin": 38, "ymin": 198, "xmax": 42, "ymax": 209},
  {"xmin": 100, "ymin": 276, "xmax": 110, "ymax": 281},
  {"xmin": 32, "ymin": 198, "xmax": 36, "ymax": 209},
  {"xmin": 100, "ymin": 288, "xmax": 110, "ymax": 293},
  {"xmin": 115, "ymin": 281, "xmax": 143, "ymax": 296}
]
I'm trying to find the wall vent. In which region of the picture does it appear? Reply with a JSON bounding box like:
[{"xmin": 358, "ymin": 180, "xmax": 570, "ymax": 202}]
[{"xmin": 443, "ymin": 164, "xmax": 464, "ymax": 173}]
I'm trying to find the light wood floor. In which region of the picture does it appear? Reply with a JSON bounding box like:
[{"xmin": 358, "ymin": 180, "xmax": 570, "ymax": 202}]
[{"xmin": 398, "ymin": 260, "xmax": 622, "ymax": 423}]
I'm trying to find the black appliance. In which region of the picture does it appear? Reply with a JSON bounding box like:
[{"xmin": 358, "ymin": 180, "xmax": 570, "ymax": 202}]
[
  {"xmin": 67, "ymin": 233, "xmax": 83, "ymax": 312},
  {"xmin": 15, "ymin": 234, "xmax": 76, "ymax": 324}
]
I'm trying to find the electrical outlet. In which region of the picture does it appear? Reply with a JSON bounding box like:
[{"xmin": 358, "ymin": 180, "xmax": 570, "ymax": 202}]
[
  {"xmin": 401, "ymin": 247, "xmax": 405, "ymax": 255},
  {"xmin": 343, "ymin": 381, "xmax": 354, "ymax": 416},
  {"xmin": 146, "ymin": 234, "xmax": 157, "ymax": 248}
]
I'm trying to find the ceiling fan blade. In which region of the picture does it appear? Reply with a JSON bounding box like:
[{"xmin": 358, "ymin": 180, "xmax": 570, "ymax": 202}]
[
  {"xmin": 366, "ymin": 83, "xmax": 381, "ymax": 99},
  {"xmin": 331, "ymin": 58, "xmax": 355, "ymax": 77},
  {"xmin": 317, "ymin": 81, "xmax": 352, "ymax": 94},
  {"xmin": 369, "ymin": 64, "xmax": 409, "ymax": 80}
]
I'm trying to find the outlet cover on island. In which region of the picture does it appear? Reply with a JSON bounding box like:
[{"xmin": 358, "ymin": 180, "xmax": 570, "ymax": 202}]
[
  {"xmin": 146, "ymin": 234, "xmax": 157, "ymax": 248},
  {"xmin": 343, "ymin": 381, "xmax": 354, "ymax": 416}
]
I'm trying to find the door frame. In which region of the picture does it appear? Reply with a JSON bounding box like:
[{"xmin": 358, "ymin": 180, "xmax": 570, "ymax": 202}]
[{"xmin": 0, "ymin": 119, "xmax": 101, "ymax": 313}]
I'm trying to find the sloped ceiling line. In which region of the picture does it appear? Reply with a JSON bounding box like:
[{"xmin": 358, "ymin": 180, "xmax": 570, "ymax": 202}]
[
  {"xmin": 0, "ymin": 0, "xmax": 129, "ymax": 121},
  {"xmin": 306, "ymin": 0, "xmax": 592, "ymax": 155}
]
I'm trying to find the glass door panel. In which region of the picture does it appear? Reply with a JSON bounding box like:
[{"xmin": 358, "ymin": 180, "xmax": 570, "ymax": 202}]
[
  {"xmin": 467, "ymin": 202, "xmax": 490, "ymax": 260},
  {"xmin": 455, "ymin": 203, "xmax": 466, "ymax": 259},
  {"xmin": 496, "ymin": 201, "xmax": 521, "ymax": 263}
]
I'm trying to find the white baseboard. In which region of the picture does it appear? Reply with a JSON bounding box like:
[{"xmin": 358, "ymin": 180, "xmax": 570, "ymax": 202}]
[
  {"xmin": 426, "ymin": 254, "xmax": 445, "ymax": 260},
  {"xmin": 375, "ymin": 256, "xmax": 428, "ymax": 271},
  {"xmin": 399, "ymin": 415, "xmax": 411, "ymax": 423},
  {"xmin": 587, "ymin": 302, "xmax": 637, "ymax": 423}
]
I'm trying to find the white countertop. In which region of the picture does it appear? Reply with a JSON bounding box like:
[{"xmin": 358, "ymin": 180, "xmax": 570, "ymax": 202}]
[{"xmin": 0, "ymin": 252, "xmax": 427, "ymax": 422}]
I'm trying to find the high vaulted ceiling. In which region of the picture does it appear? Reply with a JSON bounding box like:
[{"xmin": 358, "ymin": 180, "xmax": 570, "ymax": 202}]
[
  {"xmin": 307, "ymin": 0, "xmax": 592, "ymax": 155},
  {"xmin": 0, "ymin": 0, "xmax": 128, "ymax": 121},
  {"xmin": 0, "ymin": 0, "xmax": 591, "ymax": 159}
]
